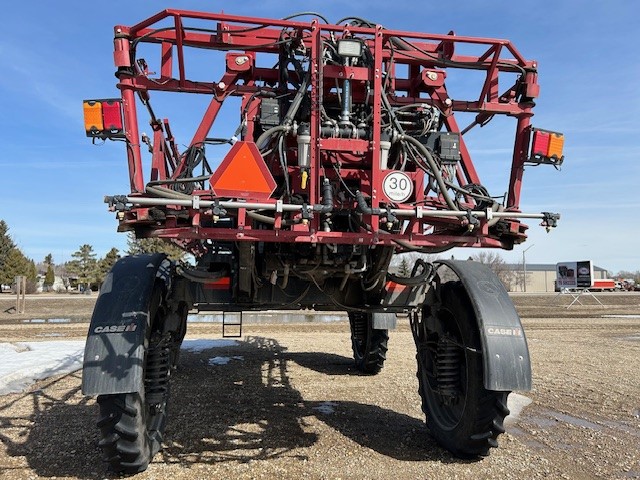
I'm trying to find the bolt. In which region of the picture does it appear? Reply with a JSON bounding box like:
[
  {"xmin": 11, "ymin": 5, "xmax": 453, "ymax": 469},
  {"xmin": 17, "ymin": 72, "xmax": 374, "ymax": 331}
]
[
  {"xmin": 444, "ymin": 98, "xmax": 452, "ymax": 106},
  {"xmin": 218, "ymin": 81, "xmax": 226, "ymax": 90},
  {"xmin": 426, "ymin": 71, "xmax": 438, "ymax": 81}
]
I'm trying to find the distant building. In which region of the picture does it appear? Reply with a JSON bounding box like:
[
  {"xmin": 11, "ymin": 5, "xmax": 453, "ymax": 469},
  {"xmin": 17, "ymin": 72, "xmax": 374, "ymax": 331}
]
[
  {"xmin": 508, "ymin": 263, "xmax": 609, "ymax": 293},
  {"xmin": 35, "ymin": 274, "xmax": 69, "ymax": 293}
]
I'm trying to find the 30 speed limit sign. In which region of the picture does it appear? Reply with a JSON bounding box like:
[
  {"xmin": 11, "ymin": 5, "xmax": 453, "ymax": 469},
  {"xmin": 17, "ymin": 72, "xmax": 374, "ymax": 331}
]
[{"xmin": 382, "ymin": 171, "xmax": 413, "ymax": 203}]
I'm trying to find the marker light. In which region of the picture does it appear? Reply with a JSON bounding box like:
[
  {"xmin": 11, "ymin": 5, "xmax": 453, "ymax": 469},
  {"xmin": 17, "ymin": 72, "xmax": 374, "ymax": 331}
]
[
  {"xmin": 530, "ymin": 128, "xmax": 564, "ymax": 165},
  {"xmin": 101, "ymin": 100, "xmax": 123, "ymax": 133},
  {"xmin": 83, "ymin": 98, "xmax": 124, "ymax": 138},
  {"xmin": 83, "ymin": 100, "xmax": 104, "ymax": 135},
  {"xmin": 531, "ymin": 129, "xmax": 550, "ymax": 157},
  {"xmin": 546, "ymin": 132, "xmax": 564, "ymax": 160}
]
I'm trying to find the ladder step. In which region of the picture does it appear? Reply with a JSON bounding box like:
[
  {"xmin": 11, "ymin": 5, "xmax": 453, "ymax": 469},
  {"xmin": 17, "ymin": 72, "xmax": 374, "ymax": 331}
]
[{"xmin": 222, "ymin": 312, "xmax": 242, "ymax": 338}]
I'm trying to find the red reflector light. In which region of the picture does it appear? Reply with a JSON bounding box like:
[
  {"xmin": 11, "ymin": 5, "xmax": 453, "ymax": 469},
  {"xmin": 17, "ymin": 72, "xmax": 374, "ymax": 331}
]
[
  {"xmin": 529, "ymin": 128, "xmax": 564, "ymax": 166},
  {"xmin": 204, "ymin": 277, "xmax": 231, "ymax": 290},
  {"xmin": 83, "ymin": 98, "xmax": 124, "ymax": 138},
  {"xmin": 531, "ymin": 130, "xmax": 550, "ymax": 156},
  {"xmin": 101, "ymin": 100, "xmax": 123, "ymax": 132}
]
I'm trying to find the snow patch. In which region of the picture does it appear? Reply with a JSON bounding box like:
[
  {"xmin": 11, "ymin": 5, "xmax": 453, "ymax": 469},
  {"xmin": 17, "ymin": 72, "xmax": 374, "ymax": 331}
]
[
  {"xmin": 208, "ymin": 356, "xmax": 244, "ymax": 366},
  {"xmin": 187, "ymin": 314, "xmax": 222, "ymax": 323},
  {"xmin": 0, "ymin": 341, "xmax": 85, "ymax": 395},
  {"xmin": 22, "ymin": 318, "xmax": 71, "ymax": 323},
  {"xmin": 0, "ymin": 338, "xmax": 244, "ymax": 395},
  {"xmin": 313, "ymin": 401, "xmax": 338, "ymax": 415},
  {"xmin": 505, "ymin": 392, "xmax": 533, "ymax": 425},
  {"xmin": 181, "ymin": 339, "xmax": 239, "ymax": 352}
]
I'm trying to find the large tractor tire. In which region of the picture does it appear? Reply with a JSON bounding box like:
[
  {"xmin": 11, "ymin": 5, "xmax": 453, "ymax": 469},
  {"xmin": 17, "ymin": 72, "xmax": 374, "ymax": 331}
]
[
  {"xmin": 96, "ymin": 285, "xmax": 172, "ymax": 474},
  {"xmin": 348, "ymin": 311, "xmax": 389, "ymax": 374},
  {"xmin": 415, "ymin": 281, "xmax": 510, "ymax": 457}
]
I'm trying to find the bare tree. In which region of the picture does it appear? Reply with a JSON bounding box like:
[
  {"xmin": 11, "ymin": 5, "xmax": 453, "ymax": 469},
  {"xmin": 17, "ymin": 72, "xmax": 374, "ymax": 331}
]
[{"xmin": 469, "ymin": 251, "xmax": 515, "ymax": 290}]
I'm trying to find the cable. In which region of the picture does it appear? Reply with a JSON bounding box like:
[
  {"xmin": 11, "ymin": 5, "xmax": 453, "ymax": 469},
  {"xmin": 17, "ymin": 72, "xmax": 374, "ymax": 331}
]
[
  {"xmin": 277, "ymin": 133, "xmax": 291, "ymax": 197},
  {"xmin": 145, "ymin": 185, "xmax": 192, "ymax": 199},
  {"xmin": 282, "ymin": 12, "xmax": 329, "ymax": 24},
  {"xmin": 147, "ymin": 174, "xmax": 211, "ymax": 187},
  {"xmin": 335, "ymin": 17, "xmax": 376, "ymax": 27},
  {"xmin": 400, "ymin": 135, "xmax": 459, "ymax": 211},
  {"xmin": 334, "ymin": 16, "xmax": 527, "ymax": 75},
  {"xmin": 176, "ymin": 265, "xmax": 227, "ymax": 284},
  {"xmin": 256, "ymin": 125, "xmax": 289, "ymax": 150}
]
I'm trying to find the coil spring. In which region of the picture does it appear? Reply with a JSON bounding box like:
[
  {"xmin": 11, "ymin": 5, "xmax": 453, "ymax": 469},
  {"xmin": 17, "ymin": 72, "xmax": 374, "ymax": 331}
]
[
  {"xmin": 436, "ymin": 336, "xmax": 461, "ymax": 402},
  {"xmin": 145, "ymin": 334, "xmax": 171, "ymax": 407},
  {"xmin": 351, "ymin": 313, "xmax": 368, "ymax": 341}
]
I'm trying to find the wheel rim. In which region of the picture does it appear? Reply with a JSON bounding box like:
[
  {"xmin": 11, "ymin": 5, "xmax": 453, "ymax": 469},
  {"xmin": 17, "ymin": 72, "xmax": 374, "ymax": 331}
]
[{"xmin": 417, "ymin": 306, "xmax": 468, "ymax": 431}]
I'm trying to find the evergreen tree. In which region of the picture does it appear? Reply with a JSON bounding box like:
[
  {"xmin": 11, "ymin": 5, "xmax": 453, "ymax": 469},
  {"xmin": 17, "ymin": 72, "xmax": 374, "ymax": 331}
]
[
  {"xmin": 398, "ymin": 258, "xmax": 411, "ymax": 277},
  {"xmin": 2, "ymin": 248, "xmax": 37, "ymax": 292},
  {"xmin": 27, "ymin": 259, "xmax": 37, "ymax": 287},
  {"xmin": 127, "ymin": 233, "xmax": 185, "ymax": 262},
  {"xmin": 67, "ymin": 244, "xmax": 98, "ymax": 291},
  {"xmin": 97, "ymin": 247, "xmax": 121, "ymax": 284},
  {"xmin": 0, "ymin": 220, "xmax": 16, "ymax": 279},
  {"xmin": 43, "ymin": 253, "xmax": 55, "ymax": 291}
]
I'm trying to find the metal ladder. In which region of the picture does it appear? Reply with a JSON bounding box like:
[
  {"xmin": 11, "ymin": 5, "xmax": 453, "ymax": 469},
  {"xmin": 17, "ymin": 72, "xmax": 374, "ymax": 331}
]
[{"xmin": 222, "ymin": 311, "xmax": 243, "ymax": 338}]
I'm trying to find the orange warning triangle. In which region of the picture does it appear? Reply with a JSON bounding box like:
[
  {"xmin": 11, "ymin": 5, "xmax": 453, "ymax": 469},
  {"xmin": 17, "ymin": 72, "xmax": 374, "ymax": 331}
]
[{"xmin": 210, "ymin": 141, "xmax": 276, "ymax": 200}]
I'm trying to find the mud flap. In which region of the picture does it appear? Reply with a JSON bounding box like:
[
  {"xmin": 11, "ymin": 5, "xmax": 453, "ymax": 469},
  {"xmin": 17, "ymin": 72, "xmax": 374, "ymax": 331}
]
[
  {"xmin": 81, "ymin": 254, "xmax": 168, "ymax": 396},
  {"xmin": 436, "ymin": 260, "xmax": 532, "ymax": 392},
  {"xmin": 372, "ymin": 312, "xmax": 397, "ymax": 330}
]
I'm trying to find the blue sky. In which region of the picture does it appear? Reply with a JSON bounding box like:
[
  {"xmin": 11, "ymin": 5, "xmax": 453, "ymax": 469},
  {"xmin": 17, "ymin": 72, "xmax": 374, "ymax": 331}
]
[{"xmin": 0, "ymin": 1, "xmax": 638, "ymax": 274}]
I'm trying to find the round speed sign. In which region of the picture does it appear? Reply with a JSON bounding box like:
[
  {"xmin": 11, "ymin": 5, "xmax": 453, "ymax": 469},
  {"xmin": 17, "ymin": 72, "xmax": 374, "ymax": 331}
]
[{"xmin": 382, "ymin": 171, "xmax": 413, "ymax": 203}]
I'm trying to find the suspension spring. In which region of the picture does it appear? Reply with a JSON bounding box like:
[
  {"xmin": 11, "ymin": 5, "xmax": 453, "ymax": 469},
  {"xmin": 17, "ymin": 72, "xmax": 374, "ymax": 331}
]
[
  {"xmin": 435, "ymin": 335, "xmax": 461, "ymax": 402},
  {"xmin": 145, "ymin": 333, "xmax": 171, "ymax": 408},
  {"xmin": 351, "ymin": 313, "xmax": 368, "ymax": 341}
]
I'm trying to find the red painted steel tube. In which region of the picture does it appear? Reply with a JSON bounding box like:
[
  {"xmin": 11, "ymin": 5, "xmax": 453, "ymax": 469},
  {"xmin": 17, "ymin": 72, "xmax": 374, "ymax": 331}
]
[{"xmin": 507, "ymin": 111, "xmax": 533, "ymax": 209}]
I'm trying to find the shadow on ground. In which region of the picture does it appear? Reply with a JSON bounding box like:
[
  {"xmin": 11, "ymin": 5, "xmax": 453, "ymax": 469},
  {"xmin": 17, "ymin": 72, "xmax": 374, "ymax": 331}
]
[
  {"xmin": 285, "ymin": 351, "xmax": 361, "ymax": 376},
  {"xmin": 0, "ymin": 336, "xmax": 462, "ymax": 477}
]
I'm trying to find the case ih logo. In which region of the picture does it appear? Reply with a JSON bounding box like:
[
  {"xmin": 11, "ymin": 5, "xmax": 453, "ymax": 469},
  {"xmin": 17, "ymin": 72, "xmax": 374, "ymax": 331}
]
[
  {"xmin": 486, "ymin": 327, "xmax": 522, "ymax": 337},
  {"xmin": 94, "ymin": 323, "xmax": 138, "ymax": 334}
]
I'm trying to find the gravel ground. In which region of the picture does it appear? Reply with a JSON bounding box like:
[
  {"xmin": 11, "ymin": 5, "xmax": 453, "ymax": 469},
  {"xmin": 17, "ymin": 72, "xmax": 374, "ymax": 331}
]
[{"xmin": 0, "ymin": 295, "xmax": 639, "ymax": 479}]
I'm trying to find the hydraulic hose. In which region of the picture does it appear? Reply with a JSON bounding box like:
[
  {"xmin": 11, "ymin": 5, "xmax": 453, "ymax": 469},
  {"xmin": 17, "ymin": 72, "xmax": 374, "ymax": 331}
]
[
  {"xmin": 392, "ymin": 238, "xmax": 454, "ymax": 254},
  {"xmin": 176, "ymin": 265, "xmax": 227, "ymax": 284},
  {"xmin": 246, "ymin": 210, "xmax": 298, "ymax": 226},
  {"xmin": 355, "ymin": 190, "xmax": 381, "ymax": 215},
  {"xmin": 314, "ymin": 179, "xmax": 334, "ymax": 214},
  {"xmin": 145, "ymin": 185, "xmax": 193, "ymax": 200},
  {"xmin": 400, "ymin": 135, "xmax": 459, "ymax": 211},
  {"xmin": 283, "ymin": 72, "xmax": 311, "ymax": 126},
  {"xmin": 256, "ymin": 125, "xmax": 289, "ymax": 151}
]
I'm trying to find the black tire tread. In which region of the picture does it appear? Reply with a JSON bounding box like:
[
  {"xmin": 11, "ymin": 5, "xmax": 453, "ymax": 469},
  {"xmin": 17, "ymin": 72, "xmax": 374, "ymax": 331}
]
[
  {"xmin": 348, "ymin": 312, "xmax": 389, "ymax": 375},
  {"xmin": 97, "ymin": 392, "xmax": 153, "ymax": 474}
]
